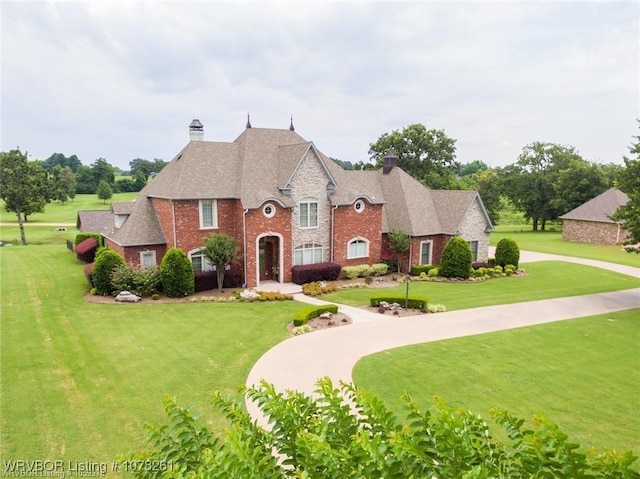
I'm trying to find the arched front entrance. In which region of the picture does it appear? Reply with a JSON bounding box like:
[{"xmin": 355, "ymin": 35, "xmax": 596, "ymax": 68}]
[{"xmin": 257, "ymin": 235, "xmax": 282, "ymax": 284}]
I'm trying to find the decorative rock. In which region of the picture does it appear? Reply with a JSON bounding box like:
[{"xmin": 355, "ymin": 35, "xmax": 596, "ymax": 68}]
[
  {"xmin": 115, "ymin": 291, "xmax": 141, "ymax": 302},
  {"xmin": 240, "ymin": 289, "xmax": 261, "ymax": 300},
  {"xmin": 319, "ymin": 312, "xmax": 334, "ymax": 320}
]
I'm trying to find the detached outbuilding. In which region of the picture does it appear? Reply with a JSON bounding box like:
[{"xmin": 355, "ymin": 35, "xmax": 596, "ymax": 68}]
[{"xmin": 560, "ymin": 188, "xmax": 630, "ymax": 245}]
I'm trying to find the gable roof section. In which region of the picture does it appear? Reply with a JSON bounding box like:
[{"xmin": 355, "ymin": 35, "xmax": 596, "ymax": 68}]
[
  {"xmin": 560, "ymin": 188, "xmax": 629, "ymax": 223},
  {"xmin": 431, "ymin": 190, "xmax": 493, "ymax": 233},
  {"xmin": 104, "ymin": 195, "xmax": 165, "ymax": 246},
  {"xmin": 376, "ymin": 168, "xmax": 442, "ymax": 235},
  {"xmin": 141, "ymin": 141, "xmax": 242, "ymax": 199},
  {"xmin": 76, "ymin": 210, "xmax": 114, "ymax": 234},
  {"xmin": 110, "ymin": 201, "xmax": 135, "ymax": 215}
]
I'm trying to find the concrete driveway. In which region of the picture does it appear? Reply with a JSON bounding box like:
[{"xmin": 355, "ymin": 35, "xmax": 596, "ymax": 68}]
[{"xmin": 245, "ymin": 250, "xmax": 640, "ymax": 424}]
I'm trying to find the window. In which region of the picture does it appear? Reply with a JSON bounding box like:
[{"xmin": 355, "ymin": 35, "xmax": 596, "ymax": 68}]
[
  {"xmin": 354, "ymin": 200, "xmax": 365, "ymax": 213},
  {"xmin": 189, "ymin": 249, "xmax": 213, "ymax": 272},
  {"xmin": 420, "ymin": 241, "xmax": 432, "ymax": 265},
  {"xmin": 263, "ymin": 203, "xmax": 276, "ymax": 218},
  {"xmin": 347, "ymin": 238, "xmax": 369, "ymax": 259},
  {"xmin": 294, "ymin": 243, "xmax": 323, "ymax": 265},
  {"xmin": 299, "ymin": 197, "xmax": 318, "ymax": 228},
  {"xmin": 199, "ymin": 199, "xmax": 218, "ymax": 229},
  {"xmin": 140, "ymin": 250, "xmax": 156, "ymax": 267},
  {"xmin": 468, "ymin": 240, "xmax": 478, "ymax": 262}
]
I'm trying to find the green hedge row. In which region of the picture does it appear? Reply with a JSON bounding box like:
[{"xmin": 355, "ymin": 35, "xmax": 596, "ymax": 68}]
[
  {"xmin": 293, "ymin": 305, "xmax": 339, "ymax": 327},
  {"xmin": 369, "ymin": 295, "xmax": 428, "ymax": 309},
  {"xmin": 410, "ymin": 264, "xmax": 439, "ymax": 276}
]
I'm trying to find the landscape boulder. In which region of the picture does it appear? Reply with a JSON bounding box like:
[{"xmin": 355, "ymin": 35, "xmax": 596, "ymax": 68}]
[{"xmin": 115, "ymin": 291, "xmax": 141, "ymax": 303}]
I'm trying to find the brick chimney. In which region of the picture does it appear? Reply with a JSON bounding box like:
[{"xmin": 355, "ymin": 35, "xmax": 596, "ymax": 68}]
[
  {"xmin": 189, "ymin": 119, "xmax": 204, "ymax": 141},
  {"xmin": 382, "ymin": 150, "xmax": 398, "ymax": 174}
]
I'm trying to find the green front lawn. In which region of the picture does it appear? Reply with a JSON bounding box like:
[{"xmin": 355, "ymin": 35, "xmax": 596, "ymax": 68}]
[
  {"xmin": 491, "ymin": 225, "xmax": 640, "ymax": 267},
  {"xmin": 353, "ymin": 309, "xmax": 640, "ymax": 456},
  {"xmin": 0, "ymin": 245, "xmax": 303, "ymax": 466},
  {"xmin": 321, "ymin": 261, "xmax": 640, "ymax": 309}
]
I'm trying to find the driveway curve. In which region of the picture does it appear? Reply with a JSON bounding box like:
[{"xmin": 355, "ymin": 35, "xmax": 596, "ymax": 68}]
[{"xmin": 246, "ymin": 251, "xmax": 639, "ymax": 424}]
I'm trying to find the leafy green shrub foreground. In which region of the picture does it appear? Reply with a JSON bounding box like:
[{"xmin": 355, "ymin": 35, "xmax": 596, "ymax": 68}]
[
  {"xmin": 125, "ymin": 378, "xmax": 639, "ymax": 478},
  {"xmin": 92, "ymin": 249, "xmax": 125, "ymax": 295},
  {"xmin": 440, "ymin": 236, "xmax": 473, "ymax": 279},
  {"xmin": 160, "ymin": 248, "xmax": 195, "ymax": 298},
  {"xmin": 495, "ymin": 237, "xmax": 520, "ymax": 268}
]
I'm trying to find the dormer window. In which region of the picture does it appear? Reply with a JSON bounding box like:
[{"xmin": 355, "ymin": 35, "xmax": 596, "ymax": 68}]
[{"xmin": 299, "ymin": 197, "xmax": 318, "ymax": 228}]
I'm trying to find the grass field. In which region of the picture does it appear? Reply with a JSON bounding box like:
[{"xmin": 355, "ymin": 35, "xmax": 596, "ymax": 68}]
[
  {"xmin": 491, "ymin": 224, "xmax": 639, "ymax": 267},
  {"xmin": 321, "ymin": 261, "xmax": 640, "ymax": 309},
  {"xmin": 0, "ymin": 245, "xmax": 302, "ymax": 469},
  {"xmin": 353, "ymin": 309, "xmax": 640, "ymax": 456}
]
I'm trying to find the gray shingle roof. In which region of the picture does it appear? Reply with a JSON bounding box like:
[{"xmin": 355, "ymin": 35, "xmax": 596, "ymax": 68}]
[
  {"xmin": 113, "ymin": 126, "xmax": 491, "ymax": 246},
  {"xmin": 76, "ymin": 210, "xmax": 114, "ymax": 234},
  {"xmin": 560, "ymin": 188, "xmax": 629, "ymax": 223}
]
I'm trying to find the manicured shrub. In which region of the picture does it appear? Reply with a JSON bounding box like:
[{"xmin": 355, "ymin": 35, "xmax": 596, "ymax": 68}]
[
  {"xmin": 370, "ymin": 295, "xmax": 428, "ymax": 309},
  {"xmin": 439, "ymin": 236, "xmax": 473, "ymax": 279},
  {"xmin": 74, "ymin": 233, "xmax": 104, "ymax": 248},
  {"xmin": 110, "ymin": 264, "xmax": 160, "ymax": 297},
  {"xmin": 92, "ymin": 249, "xmax": 125, "ymax": 295},
  {"xmin": 342, "ymin": 264, "xmax": 372, "ymax": 280},
  {"xmin": 427, "ymin": 267, "xmax": 439, "ymax": 277},
  {"xmin": 292, "ymin": 262, "xmax": 342, "ymax": 285},
  {"xmin": 495, "ymin": 237, "xmax": 520, "ymax": 268},
  {"xmin": 410, "ymin": 264, "xmax": 440, "ymax": 276},
  {"xmin": 371, "ymin": 263, "xmax": 389, "ymax": 276},
  {"xmin": 293, "ymin": 305, "xmax": 339, "ymax": 326},
  {"xmin": 160, "ymin": 248, "xmax": 195, "ymax": 298},
  {"xmin": 302, "ymin": 282, "xmax": 337, "ymax": 297}
]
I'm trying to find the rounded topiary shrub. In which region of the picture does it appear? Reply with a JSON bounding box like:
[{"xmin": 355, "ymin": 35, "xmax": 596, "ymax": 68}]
[
  {"xmin": 92, "ymin": 249, "xmax": 125, "ymax": 295},
  {"xmin": 439, "ymin": 236, "xmax": 473, "ymax": 279},
  {"xmin": 495, "ymin": 238, "xmax": 520, "ymax": 268},
  {"xmin": 160, "ymin": 247, "xmax": 195, "ymax": 298}
]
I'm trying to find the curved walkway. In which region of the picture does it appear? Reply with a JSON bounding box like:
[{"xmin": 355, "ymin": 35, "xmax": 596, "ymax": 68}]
[{"xmin": 246, "ymin": 251, "xmax": 640, "ymax": 425}]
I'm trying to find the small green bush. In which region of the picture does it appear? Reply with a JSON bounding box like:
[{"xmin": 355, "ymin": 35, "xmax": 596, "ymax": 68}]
[
  {"xmin": 151, "ymin": 294, "xmax": 160, "ymax": 300},
  {"xmin": 495, "ymin": 238, "xmax": 520, "ymax": 268},
  {"xmin": 411, "ymin": 264, "xmax": 439, "ymax": 276},
  {"xmin": 494, "ymin": 265, "xmax": 503, "ymax": 275},
  {"xmin": 293, "ymin": 305, "xmax": 339, "ymax": 326},
  {"xmin": 427, "ymin": 267, "xmax": 439, "ymax": 277},
  {"xmin": 371, "ymin": 263, "xmax": 389, "ymax": 276},
  {"xmin": 160, "ymin": 248, "xmax": 195, "ymax": 298},
  {"xmin": 440, "ymin": 237, "xmax": 473, "ymax": 279},
  {"xmin": 342, "ymin": 264, "xmax": 373, "ymax": 280},
  {"xmin": 111, "ymin": 264, "xmax": 160, "ymax": 297},
  {"xmin": 302, "ymin": 282, "xmax": 338, "ymax": 297},
  {"xmin": 370, "ymin": 295, "xmax": 428, "ymax": 309},
  {"xmin": 92, "ymin": 249, "xmax": 125, "ymax": 295}
]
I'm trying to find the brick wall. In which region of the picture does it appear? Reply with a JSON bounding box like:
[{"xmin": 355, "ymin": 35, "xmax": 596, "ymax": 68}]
[
  {"xmin": 105, "ymin": 238, "xmax": 166, "ymax": 266},
  {"xmin": 562, "ymin": 219, "xmax": 629, "ymax": 245},
  {"xmin": 333, "ymin": 201, "xmax": 383, "ymax": 267}
]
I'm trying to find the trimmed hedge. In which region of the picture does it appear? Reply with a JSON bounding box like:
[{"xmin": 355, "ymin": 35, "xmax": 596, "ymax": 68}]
[
  {"xmin": 293, "ymin": 304, "xmax": 339, "ymax": 327},
  {"xmin": 369, "ymin": 295, "xmax": 428, "ymax": 309},
  {"xmin": 292, "ymin": 262, "xmax": 342, "ymax": 285},
  {"xmin": 92, "ymin": 249, "xmax": 125, "ymax": 295},
  {"xmin": 75, "ymin": 233, "xmax": 104, "ymax": 248},
  {"xmin": 410, "ymin": 264, "xmax": 439, "ymax": 276},
  {"xmin": 440, "ymin": 236, "xmax": 473, "ymax": 279},
  {"xmin": 160, "ymin": 248, "xmax": 195, "ymax": 297}
]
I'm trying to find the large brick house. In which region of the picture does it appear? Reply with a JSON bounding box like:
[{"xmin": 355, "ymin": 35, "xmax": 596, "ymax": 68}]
[{"xmin": 91, "ymin": 119, "xmax": 493, "ymax": 288}]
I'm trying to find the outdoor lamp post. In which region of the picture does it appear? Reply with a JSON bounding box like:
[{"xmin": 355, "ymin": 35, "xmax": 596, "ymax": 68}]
[{"xmin": 405, "ymin": 274, "xmax": 411, "ymax": 309}]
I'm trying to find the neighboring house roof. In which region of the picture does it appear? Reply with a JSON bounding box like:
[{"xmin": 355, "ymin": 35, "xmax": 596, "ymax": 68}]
[
  {"xmin": 560, "ymin": 188, "xmax": 629, "ymax": 223},
  {"xmin": 76, "ymin": 210, "xmax": 114, "ymax": 234},
  {"xmin": 108, "ymin": 125, "xmax": 492, "ymax": 246}
]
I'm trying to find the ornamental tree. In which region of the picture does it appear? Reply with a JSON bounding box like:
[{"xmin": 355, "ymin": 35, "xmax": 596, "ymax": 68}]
[
  {"xmin": 202, "ymin": 233, "xmax": 239, "ymax": 292},
  {"xmin": 386, "ymin": 227, "xmax": 411, "ymax": 273}
]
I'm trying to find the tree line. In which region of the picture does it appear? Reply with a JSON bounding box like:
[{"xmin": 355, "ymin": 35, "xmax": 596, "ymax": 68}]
[{"xmin": 2, "ymin": 122, "xmax": 639, "ymax": 246}]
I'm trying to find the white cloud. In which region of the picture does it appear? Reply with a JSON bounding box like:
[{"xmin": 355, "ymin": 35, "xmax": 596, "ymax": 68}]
[{"xmin": 1, "ymin": 1, "xmax": 638, "ymax": 169}]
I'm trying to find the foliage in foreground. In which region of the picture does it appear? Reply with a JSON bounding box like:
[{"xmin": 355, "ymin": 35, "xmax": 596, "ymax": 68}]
[
  {"xmin": 125, "ymin": 378, "xmax": 638, "ymax": 479},
  {"xmin": 160, "ymin": 248, "xmax": 195, "ymax": 297}
]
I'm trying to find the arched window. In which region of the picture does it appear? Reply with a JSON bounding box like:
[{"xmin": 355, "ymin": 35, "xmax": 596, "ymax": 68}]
[
  {"xmin": 347, "ymin": 238, "xmax": 369, "ymax": 259},
  {"xmin": 299, "ymin": 197, "xmax": 318, "ymax": 228},
  {"xmin": 188, "ymin": 248, "xmax": 213, "ymax": 273},
  {"xmin": 294, "ymin": 243, "xmax": 323, "ymax": 265}
]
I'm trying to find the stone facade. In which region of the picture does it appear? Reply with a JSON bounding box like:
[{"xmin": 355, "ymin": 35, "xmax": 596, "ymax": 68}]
[
  {"xmin": 456, "ymin": 197, "xmax": 490, "ymax": 262},
  {"xmin": 562, "ymin": 219, "xmax": 629, "ymax": 245}
]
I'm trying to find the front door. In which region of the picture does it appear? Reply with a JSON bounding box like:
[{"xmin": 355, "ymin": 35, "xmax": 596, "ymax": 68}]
[{"xmin": 258, "ymin": 236, "xmax": 279, "ymax": 282}]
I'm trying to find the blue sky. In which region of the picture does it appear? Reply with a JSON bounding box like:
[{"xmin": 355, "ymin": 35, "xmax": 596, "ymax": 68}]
[{"xmin": 2, "ymin": 1, "xmax": 638, "ymax": 170}]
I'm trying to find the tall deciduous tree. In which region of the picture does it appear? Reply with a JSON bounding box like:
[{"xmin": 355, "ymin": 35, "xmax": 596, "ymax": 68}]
[
  {"xmin": 203, "ymin": 233, "xmax": 239, "ymax": 291},
  {"xmin": 613, "ymin": 124, "xmax": 640, "ymax": 246},
  {"xmin": 369, "ymin": 123, "xmax": 458, "ymax": 189},
  {"xmin": 501, "ymin": 142, "xmax": 585, "ymax": 231},
  {"xmin": 0, "ymin": 149, "xmax": 53, "ymax": 244},
  {"xmin": 96, "ymin": 179, "xmax": 113, "ymax": 203},
  {"xmin": 472, "ymin": 168, "xmax": 501, "ymax": 226}
]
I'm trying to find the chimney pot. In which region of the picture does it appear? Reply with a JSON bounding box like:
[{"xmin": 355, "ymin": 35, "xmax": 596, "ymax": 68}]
[
  {"xmin": 189, "ymin": 119, "xmax": 204, "ymax": 141},
  {"xmin": 382, "ymin": 150, "xmax": 398, "ymax": 174}
]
